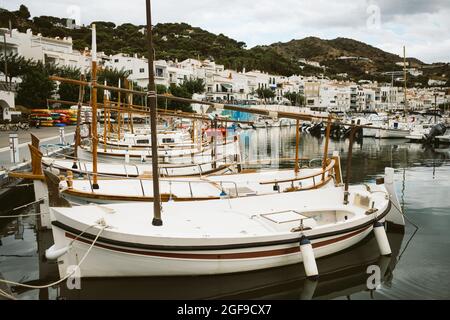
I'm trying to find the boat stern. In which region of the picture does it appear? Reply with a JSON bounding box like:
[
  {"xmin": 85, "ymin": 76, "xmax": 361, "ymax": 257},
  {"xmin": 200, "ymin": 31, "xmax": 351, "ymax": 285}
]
[{"xmin": 383, "ymin": 167, "xmax": 405, "ymax": 230}]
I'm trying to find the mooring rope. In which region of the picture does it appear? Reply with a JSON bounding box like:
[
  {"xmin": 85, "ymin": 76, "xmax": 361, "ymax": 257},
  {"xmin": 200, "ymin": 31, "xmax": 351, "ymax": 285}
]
[
  {"xmin": 0, "ymin": 288, "xmax": 16, "ymax": 301},
  {"xmin": 0, "ymin": 198, "xmax": 47, "ymax": 219},
  {"xmin": 0, "ymin": 224, "xmax": 107, "ymax": 295}
]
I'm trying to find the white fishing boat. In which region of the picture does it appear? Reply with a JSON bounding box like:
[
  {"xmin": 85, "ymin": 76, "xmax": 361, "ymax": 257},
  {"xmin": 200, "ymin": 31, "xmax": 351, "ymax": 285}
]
[
  {"xmin": 98, "ymin": 130, "xmax": 200, "ymax": 149},
  {"xmin": 253, "ymin": 121, "xmax": 267, "ymax": 129},
  {"xmin": 236, "ymin": 123, "xmax": 253, "ymax": 130},
  {"xmin": 77, "ymin": 138, "xmax": 240, "ymax": 164},
  {"xmin": 406, "ymin": 123, "xmax": 433, "ymax": 142},
  {"xmin": 375, "ymin": 120, "xmax": 411, "ymax": 139},
  {"xmin": 45, "ymin": 167, "xmax": 404, "ymax": 277},
  {"xmin": 57, "ymin": 155, "xmax": 340, "ymax": 204},
  {"xmin": 361, "ymin": 114, "xmax": 387, "ymax": 137},
  {"xmin": 42, "ymin": 155, "xmax": 238, "ymax": 178},
  {"xmin": 436, "ymin": 134, "xmax": 450, "ymax": 144}
]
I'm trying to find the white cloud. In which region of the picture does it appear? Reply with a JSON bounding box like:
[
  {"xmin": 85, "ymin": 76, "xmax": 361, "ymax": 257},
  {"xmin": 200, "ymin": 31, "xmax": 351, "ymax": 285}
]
[{"xmin": 1, "ymin": 0, "xmax": 449, "ymax": 63}]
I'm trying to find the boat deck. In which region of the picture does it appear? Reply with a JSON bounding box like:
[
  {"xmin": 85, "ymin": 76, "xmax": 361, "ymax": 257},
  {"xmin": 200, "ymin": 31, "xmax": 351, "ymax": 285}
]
[
  {"xmin": 63, "ymin": 168, "xmax": 330, "ymax": 202},
  {"xmin": 52, "ymin": 184, "xmax": 388, "ymax": 246}
]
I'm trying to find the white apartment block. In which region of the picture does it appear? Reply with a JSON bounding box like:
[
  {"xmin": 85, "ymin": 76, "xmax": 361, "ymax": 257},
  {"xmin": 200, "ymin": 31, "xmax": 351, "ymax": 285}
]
[
  {"xmin": 379, "ymin": 86, "xmax": 399, "ymax": 110},
  {"xmin": 0, "ymin": 28, "xmax": 94, "ymax": 71},
  {"xmin": 319, "ymin": 83, "xmax": 351, "ymax": 111}
]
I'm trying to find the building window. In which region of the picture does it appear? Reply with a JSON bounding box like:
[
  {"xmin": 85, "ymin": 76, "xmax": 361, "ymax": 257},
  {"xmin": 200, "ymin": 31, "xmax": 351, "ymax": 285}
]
[
  {"xmin": 114, "ymin": 59, "xmax": 119, "ymax": 63},
  {"xmin": 155, "ymin": 68, "xmax": 163, "ymax": 77},
  {"xmin": 140, "ymin": 68, "xmax": 145, "ymax": 73}
]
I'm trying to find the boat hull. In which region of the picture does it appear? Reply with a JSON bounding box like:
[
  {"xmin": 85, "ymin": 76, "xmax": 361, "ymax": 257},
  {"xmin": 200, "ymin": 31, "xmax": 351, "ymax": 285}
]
[
  {"xmin": 376, "ymin": 129, "xmax": 410, "ymax": 139},
  {"xmin": 47, "ymin": 172, "xmax": 401, "ymax": 278},
  {"xmin": 50, "ymin": 221, "xmax": 373, "ymax": 277}
]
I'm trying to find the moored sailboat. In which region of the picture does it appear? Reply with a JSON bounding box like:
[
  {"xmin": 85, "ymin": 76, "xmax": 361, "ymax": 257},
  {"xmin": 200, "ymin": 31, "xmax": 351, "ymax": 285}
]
[{"xmin": 45, "ymin": 167, "xmax": 404, "ymax": 277}]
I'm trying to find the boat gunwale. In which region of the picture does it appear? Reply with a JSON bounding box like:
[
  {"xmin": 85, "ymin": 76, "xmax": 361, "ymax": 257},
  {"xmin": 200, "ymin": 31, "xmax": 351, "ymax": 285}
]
[{"xmin": 50, "ymin": 200, "xmax": 391, "ymax": 252}]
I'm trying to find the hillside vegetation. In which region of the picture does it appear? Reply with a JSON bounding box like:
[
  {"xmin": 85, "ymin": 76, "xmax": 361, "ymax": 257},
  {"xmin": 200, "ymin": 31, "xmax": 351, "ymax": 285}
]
[{"xmin": 1, "ymin": 5, "xmax": 448, "ymax": 86}]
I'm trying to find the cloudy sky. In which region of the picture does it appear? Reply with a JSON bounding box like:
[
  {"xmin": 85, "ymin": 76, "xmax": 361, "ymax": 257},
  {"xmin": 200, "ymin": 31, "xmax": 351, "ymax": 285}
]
[{"xmin": 1, "ymin": 0, "xmax": 449, "ymax": 63}]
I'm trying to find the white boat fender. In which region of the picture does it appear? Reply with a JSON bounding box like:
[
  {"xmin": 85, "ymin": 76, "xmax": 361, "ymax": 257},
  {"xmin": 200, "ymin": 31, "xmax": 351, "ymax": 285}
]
[
  {"xmin": 373, "ymin": 222, "xmax": 392, "ymax": 256},
  {"xmin": 125, "ymin": 150, "xmax": 130, "ymax": 164},
  {"xmin": 300, "ymin": 236, "xmax": 319, "ymax": 279},
  {"xmin": 45, "ymin": 244, "xmax": 71, "ymax": 260}
]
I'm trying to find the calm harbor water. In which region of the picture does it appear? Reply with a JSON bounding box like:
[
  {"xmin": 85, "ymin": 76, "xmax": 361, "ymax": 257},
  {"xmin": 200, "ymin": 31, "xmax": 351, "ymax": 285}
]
[{"xmin": 1, "ymin": 126, "xmax": 450, "ymax": 299}]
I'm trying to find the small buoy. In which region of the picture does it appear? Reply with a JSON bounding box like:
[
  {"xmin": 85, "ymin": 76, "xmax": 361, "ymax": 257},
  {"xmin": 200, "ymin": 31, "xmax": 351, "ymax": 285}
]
[
  {"xmin": 300, "ymin": 236, "xmax": 319, "ymax": 279},
  {"xmin": 373, "ymin": 222, "xmax": 391, "ymax": 256}
]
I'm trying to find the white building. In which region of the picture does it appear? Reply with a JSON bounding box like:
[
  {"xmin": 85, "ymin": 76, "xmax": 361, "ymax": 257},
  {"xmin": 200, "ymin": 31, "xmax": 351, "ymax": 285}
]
[
  {"xmin": 379, "ymin": 86, "xmax": 399, "ymax": 110},
  {"xmin": 319, "ymin": 83, "xmax": 352, "ymax": 111},
  {"xmin": 0, "ymin": 28, "xmax": 91, "ymax": 70},
  {"xmin": 0, "ymin": 84, "xmax": 19, "ymax": 121}
]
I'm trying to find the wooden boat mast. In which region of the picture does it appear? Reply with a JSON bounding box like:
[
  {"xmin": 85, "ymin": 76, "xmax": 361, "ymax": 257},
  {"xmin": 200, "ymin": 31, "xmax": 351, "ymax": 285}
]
[
  {"xmin": 90, "ymin": 24, "xmax": 99, "ymax": 189},
  {"xmin": 103, "ymin": 80, "xmax": 108, "ymax": 152},
  {"xmin": 403, "ymin": 46, "xmax": 408, "ymax": 117},
  {"xmin": 73, "ymin": 74, "xmax": 85, "ymax": 166},
  {"xmin": 117, "ymin": 79, "xmax": 122, "ymax": 141},
  {"xmin": 294, "ymin": 119, "xmax": 300, "ymax": 174},
  {"xmin": 146, "ymin": 0, "xmax": 163, "ymax": 226},
  {"xmin": 321, "ymin": 115, "xmax": 332, "ymax": 181}
]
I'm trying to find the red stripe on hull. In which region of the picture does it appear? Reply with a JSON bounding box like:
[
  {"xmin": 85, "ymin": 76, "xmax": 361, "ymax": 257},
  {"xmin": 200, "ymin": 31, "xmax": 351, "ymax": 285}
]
[{"xmin": 65, "ymin": 226, "xmax": 370, "ymax": 260}]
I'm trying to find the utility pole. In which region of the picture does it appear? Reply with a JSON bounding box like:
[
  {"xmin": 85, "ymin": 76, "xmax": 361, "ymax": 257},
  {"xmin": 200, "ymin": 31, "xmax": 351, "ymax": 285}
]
[{"xmin": 146, "ymin": 0, "xmax": 163, "ymax": 226}]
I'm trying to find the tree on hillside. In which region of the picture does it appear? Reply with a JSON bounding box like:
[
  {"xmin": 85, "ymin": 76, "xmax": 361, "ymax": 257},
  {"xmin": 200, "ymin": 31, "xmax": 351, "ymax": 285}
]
[{"xmin": 16, "ymin": 5, "xmax": 30, "ymax": 20}]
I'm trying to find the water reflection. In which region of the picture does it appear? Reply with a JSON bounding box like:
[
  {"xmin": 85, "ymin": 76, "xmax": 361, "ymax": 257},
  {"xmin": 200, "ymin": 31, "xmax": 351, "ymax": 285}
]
[
  {"xmin": 1, "ymin": 127, "xmax": 450, "ymax": 299},
  {"xmin": 57, "ymin": 230, "xmax": 404, "ymax": 300}
]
